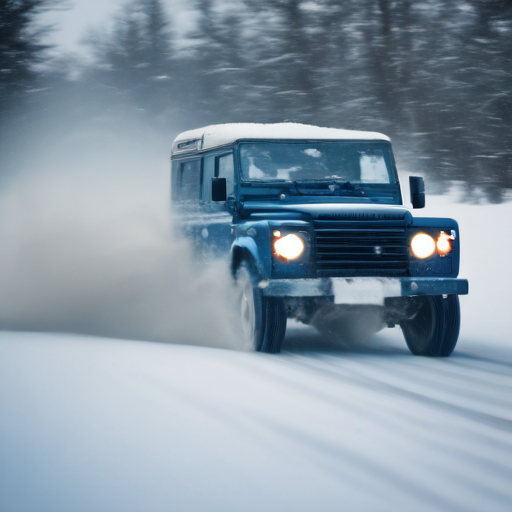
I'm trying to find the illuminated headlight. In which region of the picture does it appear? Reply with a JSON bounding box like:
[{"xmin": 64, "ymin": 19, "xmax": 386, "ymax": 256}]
[
  {"xmin": 437, "ymin": 231, "xmax": 455, "ymax": 255},
  {"xmin": 274, "ymin": 234, "xmax": 305, "ymax": 259},
  {"xmin": 411, "ymin": 233, "xmax": 436, "ymax": 259}
]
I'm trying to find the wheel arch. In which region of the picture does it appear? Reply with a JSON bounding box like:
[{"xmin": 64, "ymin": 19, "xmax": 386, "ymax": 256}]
[{"xmin": 230, "ymin": 236, "xmax": 270, "ymax": 280}]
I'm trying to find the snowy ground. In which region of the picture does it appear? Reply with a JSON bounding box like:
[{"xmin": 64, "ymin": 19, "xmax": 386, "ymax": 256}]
[
  {"xmin": 1, "ymin": 192, "xmax": 511, "ymax": 512},
  {"xmin": 1, "ymin": 328, "xmax": 510, "ymax": 512}
]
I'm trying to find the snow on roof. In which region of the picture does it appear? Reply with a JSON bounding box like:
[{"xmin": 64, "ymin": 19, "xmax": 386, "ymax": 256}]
[{"xmin": 172, "ymin": 123, "xmax": 390, "ymax": 153}]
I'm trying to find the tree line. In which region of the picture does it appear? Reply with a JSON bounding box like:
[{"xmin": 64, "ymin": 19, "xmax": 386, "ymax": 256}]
[{"xmin": 1, "ymin": 0, "xmax": 511, "ymax": 201}]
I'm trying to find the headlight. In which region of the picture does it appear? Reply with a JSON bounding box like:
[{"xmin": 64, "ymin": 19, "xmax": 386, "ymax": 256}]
[
  {"xmin": 274, "ymin": 234, "xmax": 305, "ymax": 259},
  {"xmin": 437, "ymin": 231, "xmax": 454, "ymax": 255},
  {"xmin": 411, "ymin": 233, "xmax": 436, "ymax": 258}
]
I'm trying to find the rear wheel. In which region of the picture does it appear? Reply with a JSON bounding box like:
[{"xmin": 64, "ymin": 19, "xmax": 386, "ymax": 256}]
[
  {"xmin": 400, "ymin": 295, "xmax": 460, "ymax": 357},
  {"xmin": 236, "ymin": 262, "xmax": 286, "ymax": 353}
]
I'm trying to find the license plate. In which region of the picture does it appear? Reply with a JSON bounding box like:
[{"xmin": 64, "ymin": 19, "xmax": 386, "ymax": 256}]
[{"xmin": 332, "ymin": 278, "xmax": 400, "ymax": 305}]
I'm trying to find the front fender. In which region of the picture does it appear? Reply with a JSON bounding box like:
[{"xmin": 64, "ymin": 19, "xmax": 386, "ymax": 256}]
[{"xmin": 231, "ymin": 236, "xmax": 271, "ymax": 280}]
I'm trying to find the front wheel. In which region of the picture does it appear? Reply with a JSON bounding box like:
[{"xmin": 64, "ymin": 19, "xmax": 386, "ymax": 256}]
[
  {"xmin": 236, "ymin": 262, "xmax": 286, "ymax": 353},
  {"xmin": 400, "ymin": 295, "xmax": 460, "ymax": 357}
]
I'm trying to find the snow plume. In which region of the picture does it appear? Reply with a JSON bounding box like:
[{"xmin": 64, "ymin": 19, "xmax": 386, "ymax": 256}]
[{"xmin": 0, "ymin": 124, "xmax": 241, "ymax": 349}]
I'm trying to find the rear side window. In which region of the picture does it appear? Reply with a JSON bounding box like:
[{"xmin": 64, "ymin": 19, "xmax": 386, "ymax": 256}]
[{"xmin": 179, "ymin": 159, "xmax": 201, "ymax": 200}]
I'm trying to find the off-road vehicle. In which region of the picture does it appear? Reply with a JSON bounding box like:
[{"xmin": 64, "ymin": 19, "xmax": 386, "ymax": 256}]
[{"xmin": 171, "ymin": 123, "xmax": 468, "ymax": 355}]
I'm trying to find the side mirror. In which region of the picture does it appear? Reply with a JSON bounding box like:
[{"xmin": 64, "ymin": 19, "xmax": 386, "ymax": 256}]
[
  {"xmin": 211, "ymin": 177, "xmax": 227, "ymax": 202},
  {"xmin": 409, "ymin": 176, "xmax": 425, "ymax": 209}
]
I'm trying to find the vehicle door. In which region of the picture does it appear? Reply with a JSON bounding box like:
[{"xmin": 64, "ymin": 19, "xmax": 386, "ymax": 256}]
[{"xmin": 200, "ymin": 151, "xmax": 235, "ymax": 257}]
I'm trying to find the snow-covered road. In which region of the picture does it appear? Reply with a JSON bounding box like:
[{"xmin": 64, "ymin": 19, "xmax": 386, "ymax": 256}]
[
  {"xmin": 1, "ymin": 325, "xmax": 510, "ymax": 512},
  {"xmin": 1, "ymin": 189, "xmax": 511, "ymax": 511}
]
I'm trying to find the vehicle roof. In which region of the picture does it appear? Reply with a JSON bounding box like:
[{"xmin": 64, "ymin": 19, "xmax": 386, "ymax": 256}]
[{"xmin": 172, "ymin": 123, "xmax": 391, "ymax": 155}]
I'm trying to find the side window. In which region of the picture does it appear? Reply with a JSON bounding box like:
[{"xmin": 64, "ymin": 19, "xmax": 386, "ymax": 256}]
[
  {"xmin": 216, "ymin": 153, "xmax": 235, "ymax": 198},
  {"xmin": 171, "ymin": 160, "xmax": 180, "ymax": 202},
  {"xmin": 179, "ymin": 159, "xmax": 201, "ymax": 201},
  {"xmin": 202, "ymin": 156, "xmax": 215, "ymax": 202}
]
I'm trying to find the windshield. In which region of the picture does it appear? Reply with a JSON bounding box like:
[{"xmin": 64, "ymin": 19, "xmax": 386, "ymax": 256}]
[{"xmin": 239, "ymin": 141, "xmax": 394, "ymax": 184}]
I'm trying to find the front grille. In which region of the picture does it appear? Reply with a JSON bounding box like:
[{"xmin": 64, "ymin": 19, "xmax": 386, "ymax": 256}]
[{"xmin": 313, "ymin": 219, "xmax": 409, "ymax": 277}]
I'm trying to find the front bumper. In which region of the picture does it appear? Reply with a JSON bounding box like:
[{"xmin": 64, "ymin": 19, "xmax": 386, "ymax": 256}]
[{"xmin": 259, "ymin": 277, "xmax": 468, "ymax": 305}]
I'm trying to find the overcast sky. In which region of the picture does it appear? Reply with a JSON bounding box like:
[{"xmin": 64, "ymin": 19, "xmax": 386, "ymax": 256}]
[{"xmin": 41, "ymin": 0, "xmax": 195, "ymax": 56}]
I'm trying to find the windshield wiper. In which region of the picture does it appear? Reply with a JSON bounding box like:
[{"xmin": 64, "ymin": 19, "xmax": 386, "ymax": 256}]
[
  {"xmin": 291, "ymin": 181, "xmax": 304, "ymax": 196},
  {"xmin": 283, "ymin": 179, "xmax": 367, "ymax": 197},
  {"xmin": 336, "ymin": 181, "xmax": 365, "ymax": 196},
  {"xmin": 306, "ymin": 180, "xmax": 365, "ymax": 196}
]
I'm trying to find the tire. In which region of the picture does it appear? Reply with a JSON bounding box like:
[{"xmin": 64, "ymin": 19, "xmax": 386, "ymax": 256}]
[
  {"xmin": 400, "ymin": 295, "xmax": 460, "ymax": 357},
  {"xmin": 236, "ymin": 262, "xmax": 287, "ymax": 353}
]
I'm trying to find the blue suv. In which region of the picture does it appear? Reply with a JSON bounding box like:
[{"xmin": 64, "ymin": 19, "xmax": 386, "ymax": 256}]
[{"xmin": 171, "ymin": 123, "xmax": 468, "ymax": 355}]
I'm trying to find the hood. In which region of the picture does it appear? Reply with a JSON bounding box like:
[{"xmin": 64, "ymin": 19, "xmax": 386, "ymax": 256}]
[{"xmin": 244, "ymin": 201, "xmax": 412, "ymax": 222}]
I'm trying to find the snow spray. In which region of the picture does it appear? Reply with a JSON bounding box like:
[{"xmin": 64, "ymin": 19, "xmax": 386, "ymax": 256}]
[{"xmin": 0, "ymin": 121, "xmax": 242, "ymax": 349}]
